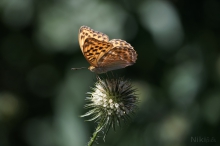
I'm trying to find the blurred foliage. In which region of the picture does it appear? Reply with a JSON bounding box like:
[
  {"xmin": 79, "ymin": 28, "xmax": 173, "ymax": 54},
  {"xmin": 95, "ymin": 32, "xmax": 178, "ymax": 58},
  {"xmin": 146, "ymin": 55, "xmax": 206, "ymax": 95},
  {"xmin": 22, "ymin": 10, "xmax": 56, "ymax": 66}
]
[{"xmin": 0, "ymin": 0, "xmax": 220, "ymax": 146}]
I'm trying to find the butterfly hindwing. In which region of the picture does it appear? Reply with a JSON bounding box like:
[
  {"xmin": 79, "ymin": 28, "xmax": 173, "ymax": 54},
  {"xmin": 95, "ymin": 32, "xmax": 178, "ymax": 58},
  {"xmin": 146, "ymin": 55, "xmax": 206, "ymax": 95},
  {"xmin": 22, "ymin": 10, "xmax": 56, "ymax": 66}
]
[
  {"xmin": 109, "ymin": 39, "xmax": 133, "ymax": 49},
  {"xmin": 97, "ymin": 45, "xmax": 137, "ymax": 72}
]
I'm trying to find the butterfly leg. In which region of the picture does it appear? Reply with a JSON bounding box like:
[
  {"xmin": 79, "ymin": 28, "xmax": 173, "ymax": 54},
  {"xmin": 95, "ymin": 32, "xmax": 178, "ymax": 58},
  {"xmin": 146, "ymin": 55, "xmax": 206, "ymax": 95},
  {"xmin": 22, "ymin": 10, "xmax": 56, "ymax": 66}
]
[{"xmin": 96, "ymin": 74, "xmax": 100, "ymax": 81}]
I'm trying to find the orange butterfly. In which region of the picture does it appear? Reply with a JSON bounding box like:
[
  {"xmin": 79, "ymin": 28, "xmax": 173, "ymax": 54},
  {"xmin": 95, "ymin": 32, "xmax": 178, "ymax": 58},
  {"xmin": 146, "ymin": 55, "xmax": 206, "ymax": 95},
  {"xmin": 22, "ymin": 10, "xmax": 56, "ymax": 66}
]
[{"xmin": 72, "ymin": 26, "xmax": 137, "ymax": 74}]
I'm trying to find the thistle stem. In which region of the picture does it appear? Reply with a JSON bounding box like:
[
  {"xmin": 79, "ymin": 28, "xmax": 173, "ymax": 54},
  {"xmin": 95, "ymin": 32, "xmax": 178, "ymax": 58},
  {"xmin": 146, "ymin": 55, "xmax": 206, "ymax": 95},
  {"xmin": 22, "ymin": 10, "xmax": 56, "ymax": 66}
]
[{"xmin": 88, "ymin": 122, "xmax": 103, "ymax": 146}]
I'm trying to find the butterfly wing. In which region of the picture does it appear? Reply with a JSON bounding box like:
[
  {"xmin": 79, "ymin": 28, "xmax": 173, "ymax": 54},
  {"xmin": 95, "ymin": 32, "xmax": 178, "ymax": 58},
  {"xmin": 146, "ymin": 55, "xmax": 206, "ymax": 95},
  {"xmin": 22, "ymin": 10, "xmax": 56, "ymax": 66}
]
[
  {"xmin": 109, "ymin": 39, "xmax": 134, "ymax": 49},
  {"xmin": 78, "ymin": 26, "xmax": 111, "ymax": 66},
  {"xmin": 78, "ymin": 26, "xmax": 109, "ymax": 52},
  {"xmin": 82, "ymin": 38, "xmax": 113, "ymax": 67},
  {"xmin": 97, "ymin": 39, "xmax": 137, "ymax": 72}
]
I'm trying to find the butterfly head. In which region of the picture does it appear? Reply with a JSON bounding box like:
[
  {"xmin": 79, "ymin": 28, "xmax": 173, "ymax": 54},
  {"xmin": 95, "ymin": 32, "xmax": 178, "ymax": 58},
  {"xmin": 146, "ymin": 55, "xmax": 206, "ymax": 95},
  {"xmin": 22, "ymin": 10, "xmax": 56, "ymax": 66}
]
[{"xmin": 88, "ymin": 66, "xmax": 106, "ymax": 74}]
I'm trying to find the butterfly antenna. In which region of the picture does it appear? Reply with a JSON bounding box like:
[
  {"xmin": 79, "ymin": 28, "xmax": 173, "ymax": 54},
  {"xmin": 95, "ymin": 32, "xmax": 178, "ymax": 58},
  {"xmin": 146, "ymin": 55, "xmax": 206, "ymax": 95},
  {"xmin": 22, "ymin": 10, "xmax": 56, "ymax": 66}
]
[{"xmin": 71, "ymin": 67, "xmax": 87, "ymax": 70}]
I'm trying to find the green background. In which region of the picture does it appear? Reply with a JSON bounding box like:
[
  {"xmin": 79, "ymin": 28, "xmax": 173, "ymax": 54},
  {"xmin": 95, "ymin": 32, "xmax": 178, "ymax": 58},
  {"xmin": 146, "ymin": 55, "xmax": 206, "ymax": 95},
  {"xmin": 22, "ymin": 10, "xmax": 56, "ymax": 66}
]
[{"xmin": 0, "ymin": 0, "xmax": 219, "ymax": 146}]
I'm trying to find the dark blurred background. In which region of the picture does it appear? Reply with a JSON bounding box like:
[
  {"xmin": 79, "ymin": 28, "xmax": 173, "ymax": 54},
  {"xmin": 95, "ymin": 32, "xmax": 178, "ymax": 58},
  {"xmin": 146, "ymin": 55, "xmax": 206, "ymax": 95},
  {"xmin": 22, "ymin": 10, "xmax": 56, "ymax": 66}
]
[{"xmin": 0, "ymin": 0, "xmax": 220, "ymax": 146}]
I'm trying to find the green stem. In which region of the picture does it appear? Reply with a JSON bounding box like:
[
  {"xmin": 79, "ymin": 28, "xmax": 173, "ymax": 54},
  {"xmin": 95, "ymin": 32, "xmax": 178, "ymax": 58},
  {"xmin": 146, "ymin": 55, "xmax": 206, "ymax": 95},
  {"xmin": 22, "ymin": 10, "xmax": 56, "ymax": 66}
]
[{"xmin": 88, "ymin": 123, "xmax": 103, "ymax": 146}]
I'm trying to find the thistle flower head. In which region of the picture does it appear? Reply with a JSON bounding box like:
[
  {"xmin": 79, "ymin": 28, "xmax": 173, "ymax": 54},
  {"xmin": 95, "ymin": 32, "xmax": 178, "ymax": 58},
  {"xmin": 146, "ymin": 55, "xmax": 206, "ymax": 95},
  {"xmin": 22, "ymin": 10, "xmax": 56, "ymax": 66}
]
[{"xmin": 82, "ymin": 76, "xmax": 138, "ymax": 134}]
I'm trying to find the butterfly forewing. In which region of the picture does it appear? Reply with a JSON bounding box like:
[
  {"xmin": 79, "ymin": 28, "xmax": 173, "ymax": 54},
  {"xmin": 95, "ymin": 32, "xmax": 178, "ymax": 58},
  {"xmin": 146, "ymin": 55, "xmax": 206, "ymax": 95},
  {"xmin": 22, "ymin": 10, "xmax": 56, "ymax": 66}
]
[
  {"xmin": 83, "ymin": 38, "xmax": 113, "ymax": 66},
  {"xmin": 79, "ymin": 26, "xmax": 109, "ymax": 52}
]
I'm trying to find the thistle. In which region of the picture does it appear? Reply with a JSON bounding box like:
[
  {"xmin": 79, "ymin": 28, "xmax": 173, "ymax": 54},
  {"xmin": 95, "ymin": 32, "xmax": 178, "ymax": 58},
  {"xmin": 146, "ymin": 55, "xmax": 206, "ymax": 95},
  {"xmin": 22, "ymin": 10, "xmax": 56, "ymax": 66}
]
[{"xmin": 81, "ymin": 76, "xmax": 138, "ymax": 146}]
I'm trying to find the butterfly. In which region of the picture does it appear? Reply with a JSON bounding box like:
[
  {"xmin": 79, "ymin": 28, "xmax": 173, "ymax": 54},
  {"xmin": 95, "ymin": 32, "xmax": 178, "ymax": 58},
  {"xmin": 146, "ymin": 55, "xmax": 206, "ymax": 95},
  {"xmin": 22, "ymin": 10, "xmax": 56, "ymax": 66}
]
[{"xmin": 72, "ymin": 26, "xmax": 137, "ymax": 74}]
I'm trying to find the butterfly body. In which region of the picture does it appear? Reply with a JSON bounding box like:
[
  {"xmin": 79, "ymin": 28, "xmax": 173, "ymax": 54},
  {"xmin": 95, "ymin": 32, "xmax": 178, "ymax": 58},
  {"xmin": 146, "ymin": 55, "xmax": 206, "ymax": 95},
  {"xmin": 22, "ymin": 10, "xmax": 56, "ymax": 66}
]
[
  {"xmin": 78, "ymin": 26, "xmax": 137, "ymax": 74},
  {"xmin": 88, "ymin": 66, "xmax": 107, "ymax": 74}
]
